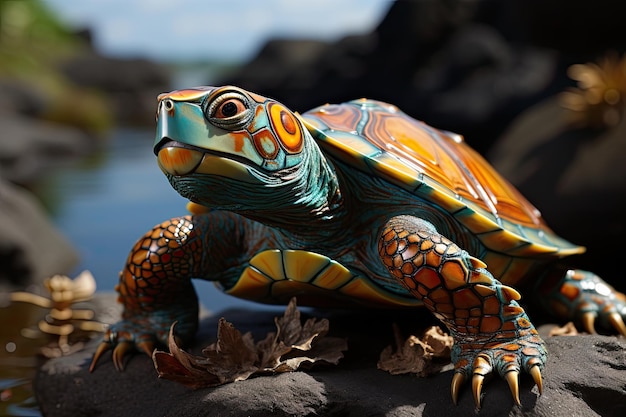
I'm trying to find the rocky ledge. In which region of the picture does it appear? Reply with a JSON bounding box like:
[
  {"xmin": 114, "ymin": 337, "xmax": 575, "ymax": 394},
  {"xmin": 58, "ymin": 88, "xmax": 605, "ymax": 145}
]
[{"xmin": 34, "ymin": 297, "xmax": 625, "ymax": 417}]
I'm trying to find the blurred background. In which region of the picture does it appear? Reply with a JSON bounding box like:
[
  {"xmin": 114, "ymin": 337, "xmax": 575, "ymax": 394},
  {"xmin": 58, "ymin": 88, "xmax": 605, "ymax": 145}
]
[{"xmin": 1, "ymin": 0, "xmax": 626, "ymax": 415}]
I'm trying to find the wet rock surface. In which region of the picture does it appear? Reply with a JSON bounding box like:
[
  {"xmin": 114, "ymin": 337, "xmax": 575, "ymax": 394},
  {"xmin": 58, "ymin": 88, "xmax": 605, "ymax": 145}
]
[{"xmin": 35, "ymin": 297, "xmax": 626, "ymax": 417}]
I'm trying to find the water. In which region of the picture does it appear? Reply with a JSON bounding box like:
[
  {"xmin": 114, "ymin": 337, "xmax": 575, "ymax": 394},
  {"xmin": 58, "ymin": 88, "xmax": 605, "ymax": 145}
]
[{"xmin": 0, "ymin": 302, "xmax": 44, "ymax": 416}]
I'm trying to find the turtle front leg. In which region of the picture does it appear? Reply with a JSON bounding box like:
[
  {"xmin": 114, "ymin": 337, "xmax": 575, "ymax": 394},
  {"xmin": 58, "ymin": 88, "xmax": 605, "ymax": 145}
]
[
  {"xmin": 378, "ymin": 215, "xmax": 546, "ymax": 409},
  {"xmin": 90, "ymin": 213, "xmax": 247, "ymax": 371}
]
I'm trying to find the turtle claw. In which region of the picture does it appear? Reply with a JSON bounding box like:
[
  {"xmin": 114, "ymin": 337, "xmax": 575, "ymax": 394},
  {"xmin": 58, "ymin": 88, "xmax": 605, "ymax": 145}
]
[
  {"xmin": 112, "ymin": 341, "xmax": 133, "ymax": 371},
  {"xmin": 453, "ymin": 360, "xmax": 544, "ymax": 409},
  {"xmin": 581, "ymin": 311, "xmax": 597, "ymax": 334},
  {"xmin": 529, "ymin": 365, "xmax": 543, "ymax": 395},
  {"xmin": 450, "ymin": 372, "xmax": 465, "ymax": 405},
  {"xmin": 608, "ymin": 312, "xmax": 626, "ymax": 336},
  {"xmin": 472, "ymin": 373, "xmax": 485, "ymax": 410},
  {"xmin": 89, "ymin": 342, "xmax": 112, "ymax": 372},
  {"xmin": 137, "ymin": 340, "xmax": 156, "ymax": 357},
  {"xmin": 580, "ymin": 308, "xmax": 626, "ymax": 336},
  {"xmin": 505, "ymin": 371, "xmax": 521, "ymax": 406}
]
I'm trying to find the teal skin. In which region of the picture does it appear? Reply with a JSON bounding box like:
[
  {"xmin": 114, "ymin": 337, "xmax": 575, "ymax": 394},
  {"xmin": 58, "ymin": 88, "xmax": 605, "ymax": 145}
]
[{"xmin": 91, "ymin": 85, "xmax": 626, "ymax": 410}]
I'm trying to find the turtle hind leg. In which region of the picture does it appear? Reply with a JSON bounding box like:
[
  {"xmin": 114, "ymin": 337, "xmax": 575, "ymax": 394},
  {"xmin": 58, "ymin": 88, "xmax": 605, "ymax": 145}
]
[
  {"xmin": 378, "ymin": 215, "xmax": 546, "ymax": 409},
  {"xmin": 536, "ymin": 268, "xmax": 626, "ymax": 336}
]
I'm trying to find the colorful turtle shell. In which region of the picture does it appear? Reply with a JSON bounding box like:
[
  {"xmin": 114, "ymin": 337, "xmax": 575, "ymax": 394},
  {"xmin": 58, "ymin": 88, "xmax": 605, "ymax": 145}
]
[
  {"xmin": 188, "ymin": 96, "xmax": 586, "ymax": 311},
  {"xmin": 300, "ymin": 99, "xmax": 583, "ymax": 263}
]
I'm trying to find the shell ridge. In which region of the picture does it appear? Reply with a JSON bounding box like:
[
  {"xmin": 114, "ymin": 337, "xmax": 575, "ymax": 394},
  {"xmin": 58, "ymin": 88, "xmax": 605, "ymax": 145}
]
[
  {"xmin": 424, "ymin": 123, "xmax": 498, "ymax": 216},
  {"xmin": 235, "ymin": 249, "xmax": 421, "ymax": 307}
]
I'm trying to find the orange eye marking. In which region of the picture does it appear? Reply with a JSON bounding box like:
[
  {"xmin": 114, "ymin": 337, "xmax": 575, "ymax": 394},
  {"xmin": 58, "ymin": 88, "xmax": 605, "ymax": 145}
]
[
  {"xmin": 215, "ymin": 98, "xmax": 247, "ymax": 119},
  {"xmin": 253, "ymin": 129, "xmax": 279, "ymax": 159},
  {"xmin": 280, "ymin": 110, "xmax": 297, "ymax": 134},
  {"xmin": 231, "ymin": 131, "xmax": 248, "ymax": 152},
  {"xmin": 268, "ymin": 102, "xmax": 303, "ymax": 153}
]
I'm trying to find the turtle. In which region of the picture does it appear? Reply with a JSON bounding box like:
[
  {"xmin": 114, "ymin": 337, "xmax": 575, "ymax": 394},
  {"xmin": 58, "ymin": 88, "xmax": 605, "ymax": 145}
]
[{"xmin": 90, "ymin": 85, "xmax": 626, "ymax": 409}]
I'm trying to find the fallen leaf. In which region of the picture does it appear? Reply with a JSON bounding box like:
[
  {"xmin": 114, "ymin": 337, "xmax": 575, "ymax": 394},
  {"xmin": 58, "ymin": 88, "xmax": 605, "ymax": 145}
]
[
  {"xmin": 152, "ymin": 323, "xmax": 222, "ymax": 388},
  {"xmin": 278, "ymin": 336, "xmax": 348, "ymax": 372},
  {"xmin": 377, "ymin": 324, "xmax": 452, "ymax": 377},
  {"xmin": 548, "ymin": 321, "xmax": 579, "ymax": 337},
  {"xmin": 201, "ymin": 319, "xmax": 259, "ymax": 383},
  {"xmin": 421, "ymin": 326, "xmax": 453, "ymax": 358},
  {"xmin": 153, "ymin": 298, "xmax": 348, "ymax": 388},
  {"xmin": 275, "ymin": 299, "xmax": 329, "ymax": 350}
]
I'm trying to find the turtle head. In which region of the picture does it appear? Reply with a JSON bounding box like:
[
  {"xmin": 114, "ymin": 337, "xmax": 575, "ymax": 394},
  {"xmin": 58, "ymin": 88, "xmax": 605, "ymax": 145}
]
[
  {"xmin": 154, "ymin": 86, "xmax": 339, "ymax": 218},
  {"xmin": 155, "ymin": 86, "xmax": 307, "ymax": 178}
]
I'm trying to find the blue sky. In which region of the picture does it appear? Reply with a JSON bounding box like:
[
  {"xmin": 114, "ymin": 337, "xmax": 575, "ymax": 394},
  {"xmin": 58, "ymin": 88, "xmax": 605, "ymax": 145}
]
[{"xmin": 43, "ymin": 0, "xmax": 391, "ymax": 61}]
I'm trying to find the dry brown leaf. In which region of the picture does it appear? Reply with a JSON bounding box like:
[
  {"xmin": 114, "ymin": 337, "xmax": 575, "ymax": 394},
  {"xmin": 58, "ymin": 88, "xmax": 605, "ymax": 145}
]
[
  {"xmin": 274, "ymin": 299, "xmax": 330, "ymax": 349},
  {"xmin": 377, "ymin": 324, "xmax": 452, "ymax": 377},
  {"xmin": 152, "ymin": 323, "xmax": 222, "ymax": 388},
  {"xmin": 201, "ymin": 319, "xmax": 259, "ymax": 383},
  {"xmin": 548, "ymin": 321, "xmax": 579, "ymax": 337},
  {"xmin": 278, "ymin": 336, "xmax": 348, "ymax": 372},
  {"xmin": 153, "ymin": 298, "xmax": 348, "ymax": 388},
  {"xmin": 421, "ymin": 326, "xmax": 453, "ymax": 358},
  {"xmin": 255, "ymin": 331, "xmax": 292, "ymax": 371}
]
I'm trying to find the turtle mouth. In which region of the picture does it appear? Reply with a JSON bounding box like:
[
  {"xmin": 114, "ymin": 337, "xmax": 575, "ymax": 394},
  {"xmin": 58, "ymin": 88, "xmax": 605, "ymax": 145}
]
[{"xmin": 155, "ymin": 139, "xmax": 264, "ymax": 184}]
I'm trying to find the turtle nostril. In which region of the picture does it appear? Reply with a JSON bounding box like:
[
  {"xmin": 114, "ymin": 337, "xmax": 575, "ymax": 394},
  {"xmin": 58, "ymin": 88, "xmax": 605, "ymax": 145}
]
[{"xmin": 162, "ymin": 99, "xmax": 174, "ymax": 112}]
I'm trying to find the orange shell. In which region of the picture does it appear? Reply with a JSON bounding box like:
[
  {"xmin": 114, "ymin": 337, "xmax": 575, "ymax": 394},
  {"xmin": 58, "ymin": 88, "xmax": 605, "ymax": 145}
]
[{"xmin": 301, "ymin": 99, "xmax": 583, "ymax": 257}]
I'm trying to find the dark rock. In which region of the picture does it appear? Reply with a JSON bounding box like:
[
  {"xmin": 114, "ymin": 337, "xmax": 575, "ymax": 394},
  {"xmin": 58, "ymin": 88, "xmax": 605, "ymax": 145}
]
[
  {"xmin": 61, "ymin": 53, "xmax": 170, "ymax": 125},
  {"xmin": 0, "ymin": 79, "xmax": 48, "ymax": 117},
  {"xmin": 0, "ymin": 178, "xmax": 78, "ymax": 286},
  {"xmin": 221, "ymin": 0, "xmax": 626, "ymax": 154},
  {"xmin": 518, "ymin": 0, "xmax": 626, "ymax": 54},
  {"xmin": 35, "ymin": 298, "xmax": 626, "ymax": 417},
  {"xmin": 0, "ymin": 113, "xmax": 95, "ymax": 185},
  {"xmin": 0, "ymin": 87, "xmax": 97, "ymax": 286},
  {"xmin": 488, "ymin": 97, "xmax": 626, "ymax": 292}
]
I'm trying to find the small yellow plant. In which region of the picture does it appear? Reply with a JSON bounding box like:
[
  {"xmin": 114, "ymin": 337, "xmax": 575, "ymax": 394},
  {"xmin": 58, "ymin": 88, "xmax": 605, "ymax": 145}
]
[{"xmin": 10, "ymin": 270, "xmax": 105, "ymax": 357}]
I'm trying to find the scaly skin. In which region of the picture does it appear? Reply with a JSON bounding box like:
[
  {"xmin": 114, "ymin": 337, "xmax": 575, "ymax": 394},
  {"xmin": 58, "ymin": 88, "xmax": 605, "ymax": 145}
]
[
  {"xmin": 90, "ymin": 213, "xmax": 273, "ymax": 371},
  {"xmin": 90, "ymin": 216, "xmax": 202, "ymax": 370},
  {"xmin": 378, "ymin": 216, "xmax": 546, "ymax": 408},
  {"xmin": 537, "ymin": 269, "xmax": 626, "ymax": 335}
]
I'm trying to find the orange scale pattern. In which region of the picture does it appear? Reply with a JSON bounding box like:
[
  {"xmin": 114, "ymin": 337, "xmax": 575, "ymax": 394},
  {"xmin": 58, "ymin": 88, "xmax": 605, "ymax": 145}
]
[
  {"xmin": 378, "ymin": 217, "xmax": 546, "ymax": 381},
  {"xmin": 117, "ymin": 216, "xmax": 204, "ymax": 313}
]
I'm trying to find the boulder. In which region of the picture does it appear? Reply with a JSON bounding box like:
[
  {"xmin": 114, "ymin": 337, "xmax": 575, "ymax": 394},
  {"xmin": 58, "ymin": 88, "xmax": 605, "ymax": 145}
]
[
  {"xmin": 61, "ymin": 53, "xmax": 170, "ymax": 126},
  {"xmin": 220, "ymin": 0, "xmax": 626, "ymax": 154},
  {"xmin": 35, "ymin": 298, "xmax": 626, "ymax": 417},
  {"xmin": 488, "ymin": 97, "xmax": 626, "ymax": 291},
  {"xmin": 0, "ymin": 112, "xmax": 95, "ymax": 185},
  {"xmin": 0, "ymin": 178, "xmax": 78, "ymax": 286}
]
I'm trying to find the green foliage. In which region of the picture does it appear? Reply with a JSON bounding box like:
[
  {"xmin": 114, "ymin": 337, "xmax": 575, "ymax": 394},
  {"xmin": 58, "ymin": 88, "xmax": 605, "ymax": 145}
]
[
  {"xmin": 0, "ymin": 0, "xmax": 113, "ymax": 133},
  {"xmin": 0, "ymin": 0, "xmax": 82, "ymax": 74}
]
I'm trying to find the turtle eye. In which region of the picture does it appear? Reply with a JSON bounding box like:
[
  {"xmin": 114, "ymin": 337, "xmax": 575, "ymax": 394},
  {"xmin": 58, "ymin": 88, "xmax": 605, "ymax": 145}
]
[
  {"xmin": 205, "ymin": 91, "xmax": 254, "ymax": 130},
  {"xmin": 215, "ymin": 98, "xmax": 246, "ymax": 119}
]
